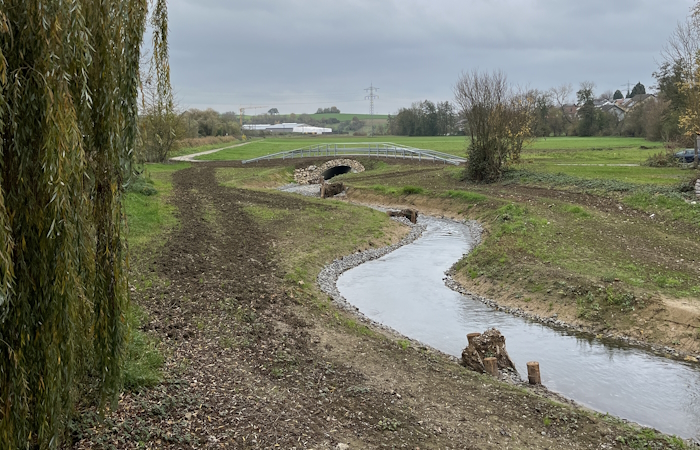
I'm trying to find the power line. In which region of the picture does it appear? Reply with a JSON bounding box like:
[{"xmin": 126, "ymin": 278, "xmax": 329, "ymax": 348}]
[
  {"xmin": 621, "ymin": 80, "xmax": 632, "ymax": 96},
  {"xmin": 365, "ymin": 83, "xmax": 379, "ymax": 136}
]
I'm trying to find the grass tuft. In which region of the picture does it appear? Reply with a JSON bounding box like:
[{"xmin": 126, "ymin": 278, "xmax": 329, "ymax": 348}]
[
  {"xmin": 122, "ymin": 305, "xmax": 163, "ymax": 391},
  {"xmin": 444, "ymin": 190, "xmax": 487, "ymax": 203}
]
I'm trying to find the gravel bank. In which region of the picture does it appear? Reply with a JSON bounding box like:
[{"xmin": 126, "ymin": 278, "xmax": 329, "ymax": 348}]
[
  {"xmin": 278, "ymin": 183, "xmax": 321, "ymax": 197},
  {"xmin": 318, "ymin": 216, "xmax": 426, "ymax": 313}
]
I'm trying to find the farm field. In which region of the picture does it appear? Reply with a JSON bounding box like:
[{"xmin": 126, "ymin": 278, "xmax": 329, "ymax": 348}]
[
  {"xmin": 306, "ymin": 112, "xmax": 389, "ymax": 121},
  {"xmin": 241, "ymin": 112, "xmax": 388, "ymax": 122}
]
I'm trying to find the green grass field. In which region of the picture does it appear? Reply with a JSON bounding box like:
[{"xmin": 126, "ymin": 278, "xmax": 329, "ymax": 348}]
[
  {"xmin": 519, "ymin": 164, "xmax": 688, "ymax": 185},
  {"xmin": 196, "ymin": 136, "xmax": 666, "ymax": 160},
  {"xmin": 192, "ymin": 136, "xmax": 691, "ymax": 187},
  {"xmin": 240, "ymin": 113, "xmax": 388, "ymax": 122}
]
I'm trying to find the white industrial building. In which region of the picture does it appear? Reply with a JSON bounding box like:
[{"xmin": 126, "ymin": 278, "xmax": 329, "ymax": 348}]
[{"xmin": 242, "ymin": 123, "xmax": 332, "ymax": 134}]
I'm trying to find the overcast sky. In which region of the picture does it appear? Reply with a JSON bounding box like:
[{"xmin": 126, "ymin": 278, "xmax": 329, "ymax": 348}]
[{"xmin": 168, "ymin": 0, "xmax": 694, "ymax": 115}]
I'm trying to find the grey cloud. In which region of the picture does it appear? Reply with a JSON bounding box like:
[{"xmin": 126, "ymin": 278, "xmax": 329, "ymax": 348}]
[{"xmin": 169, "ymin": 0, "xmax": 693, "ymax": 114}]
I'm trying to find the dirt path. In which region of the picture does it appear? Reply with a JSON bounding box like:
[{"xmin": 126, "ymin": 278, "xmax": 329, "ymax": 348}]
[
  {"xmin": 73, "ymin": 165, "xmax": 687, "ymax": 449},
  {"xmin": 170, "ymin": 141, "xmax": 251, "ymax": 162}
]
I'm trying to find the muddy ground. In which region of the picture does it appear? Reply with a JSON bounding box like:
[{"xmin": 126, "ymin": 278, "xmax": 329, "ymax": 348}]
[{"xmin": 73, "ymin": 164, "xmax": 686, "ymax": 449}]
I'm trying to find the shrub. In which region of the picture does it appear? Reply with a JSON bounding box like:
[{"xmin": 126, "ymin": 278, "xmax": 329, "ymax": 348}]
[{"xmin": 643, "ymin": 151, "xmax": 677, "ymax": 167}]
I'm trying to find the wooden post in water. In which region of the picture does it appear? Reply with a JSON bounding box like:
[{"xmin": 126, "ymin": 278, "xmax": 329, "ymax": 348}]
[
  {"xmin": 527, "ymin": 361, "xmax": 541, "ymax": 385},
  {"xmin": 467, "ymin": 333, "xmax": 481, "ymax": 347},
  {"xmin": 483, "ymin": 357, "xmax": 498, "ymax": 377}
]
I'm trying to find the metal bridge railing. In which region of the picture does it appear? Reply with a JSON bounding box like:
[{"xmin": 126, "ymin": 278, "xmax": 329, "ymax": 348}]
[{"xmin": 241, "ymin": 142, "xmax": 467, "ymax": 165}]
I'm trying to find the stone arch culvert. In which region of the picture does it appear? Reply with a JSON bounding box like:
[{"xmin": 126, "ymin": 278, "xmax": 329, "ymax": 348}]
[{"xmin": 294, "ymin": 159, "xmax": 365, "ymax": 184}]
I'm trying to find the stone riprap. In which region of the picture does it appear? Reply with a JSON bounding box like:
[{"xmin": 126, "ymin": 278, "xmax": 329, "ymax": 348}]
[{"xmin": 294, "ymin": 159, "xmax": 365, "ymax": 185}]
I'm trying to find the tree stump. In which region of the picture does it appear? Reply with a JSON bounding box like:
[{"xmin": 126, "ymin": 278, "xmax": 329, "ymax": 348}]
[
  {"xmin": 467, "ymin": 332, "xmax": 481, "ymax": 346},
  {"xmin": 527, "ymin": 361, "xmax": 541, "ymax": 385},
  {"xmin": 483, "ymin": 357, "xmax": 499, "ymax": 377},
  {"xmin": 460, "ymin": 328, "xmax": 516, "ymax": 375}
]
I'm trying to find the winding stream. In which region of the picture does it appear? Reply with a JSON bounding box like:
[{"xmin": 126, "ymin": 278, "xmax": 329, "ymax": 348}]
[{"xmin": 336, "ymin": 216, "xmax": 700, "ymax": 441}]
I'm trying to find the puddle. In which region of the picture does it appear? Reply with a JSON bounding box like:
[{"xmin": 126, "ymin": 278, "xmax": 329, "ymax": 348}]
[{"xmin": 336, "ymin": 216, "xmax": 700, "ymax": 440}]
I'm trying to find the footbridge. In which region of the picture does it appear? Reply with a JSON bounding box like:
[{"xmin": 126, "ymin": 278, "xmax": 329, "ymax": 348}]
[{"xmin": 241, "ymin": 142, "xmax": 467, "ymax": 165}]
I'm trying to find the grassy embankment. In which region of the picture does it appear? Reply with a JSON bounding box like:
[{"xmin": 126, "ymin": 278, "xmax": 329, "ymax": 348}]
[
  {"xmin": 217, "ymin": 168, "xmax": 404, "ymax": 289},
  {"xmin": 169, "ymin": 136, "xmax": 246, "ymax": 158},
  {"xmin": 212, "ymin": 136, "xmax": 700, "ymax": 353},
  {"xmin": 121, "ymin": 163, "xmax": 190, "ymax": 389}
]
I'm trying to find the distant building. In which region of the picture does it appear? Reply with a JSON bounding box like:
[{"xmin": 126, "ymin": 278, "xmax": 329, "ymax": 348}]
[
  {"xmin": 600, "ymin": 104, "xmax": 626, "ymax": 120},
  {"xmin": 242, "ymin": 123, "xmax": 332, "ymax": 135},
  {"xmin": 562, "ymin": 104, "xmax": 578, "ymax": 119},
  {"xmin": 616, "ymin": 94, "xmax": 656, "ymax": 111}
]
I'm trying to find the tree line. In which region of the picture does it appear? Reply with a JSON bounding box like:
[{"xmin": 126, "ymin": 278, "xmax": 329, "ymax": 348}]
[
  {"xmin": 387, "ymin": 100, "xmax": 458, "ymax": 136},
  {"xmin": 453, "ymin": 1, "xmax": 700, "ymax": 182}
]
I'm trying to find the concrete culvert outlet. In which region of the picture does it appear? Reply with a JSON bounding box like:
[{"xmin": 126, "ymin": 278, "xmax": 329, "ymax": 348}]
[{"xmin": 322, "ymin": 165, "xmax": 352, "ymax": 180}]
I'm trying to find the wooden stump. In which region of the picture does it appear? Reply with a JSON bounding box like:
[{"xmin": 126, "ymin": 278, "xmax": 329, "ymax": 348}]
[
  {"xmin": 467, "ymin": 332, "xmax": 481, "ymax": 346},
  {"xmin": 483, "ymin": 357, "xmax": 498, "ymax": 377},
  {"xmin": 527, "ymin": 361, "xmax": 541, "ymax": 385}
]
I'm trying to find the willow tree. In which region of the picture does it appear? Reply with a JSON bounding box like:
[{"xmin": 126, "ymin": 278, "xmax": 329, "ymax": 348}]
[
  {"xmin": 0, "ymin": 0, "xmax": 150, "ymax": 447},
  {"xmin": 138, "ymin": 0, "xmax": 184, "ymax": 162}
]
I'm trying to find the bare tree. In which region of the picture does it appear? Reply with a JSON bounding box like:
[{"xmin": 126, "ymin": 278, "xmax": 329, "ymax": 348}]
[
  {"xmin": 601, "ymin": 90, "xmax": 614, "ymax": 101},
  {"xmin": 550, "ymin": 83, "xmax": 574, "ymax": 124},
  {"xmin": 660, "ymin": 16, "xmax": 700, "ymax": 82},
  {"xmin": 454, "ymin": 70, "xmax": 534, "ymax": 182}
]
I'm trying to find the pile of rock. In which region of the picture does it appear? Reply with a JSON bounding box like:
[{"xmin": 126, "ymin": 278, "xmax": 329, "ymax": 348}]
[
  {"xmin": 294, "ymin": 165, "xmax": 323, "ymax": 185},
  {"xmin": 695, "ymin": 178, "xmax": 700, "ymax": 199}
]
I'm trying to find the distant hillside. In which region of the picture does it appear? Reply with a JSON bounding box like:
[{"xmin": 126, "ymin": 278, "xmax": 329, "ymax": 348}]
[{"xmin": 307, "ymin": 113, "xmax": 389, "ymax": 121}]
